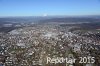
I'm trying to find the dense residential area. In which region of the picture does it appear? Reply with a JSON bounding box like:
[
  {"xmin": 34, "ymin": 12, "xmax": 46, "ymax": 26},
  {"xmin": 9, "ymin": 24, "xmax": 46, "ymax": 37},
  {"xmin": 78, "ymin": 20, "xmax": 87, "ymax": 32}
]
[{"xmin": 0, "ymin": 17, "xmax": 100, "ymax": 66}]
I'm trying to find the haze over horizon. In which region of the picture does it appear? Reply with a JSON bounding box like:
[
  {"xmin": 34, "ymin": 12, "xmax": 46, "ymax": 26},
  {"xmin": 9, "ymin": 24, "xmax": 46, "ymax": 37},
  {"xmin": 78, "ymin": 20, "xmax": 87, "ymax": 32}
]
[{"xmin": 0, "ymin": 0, "xmax": 100, "ymax": 17}]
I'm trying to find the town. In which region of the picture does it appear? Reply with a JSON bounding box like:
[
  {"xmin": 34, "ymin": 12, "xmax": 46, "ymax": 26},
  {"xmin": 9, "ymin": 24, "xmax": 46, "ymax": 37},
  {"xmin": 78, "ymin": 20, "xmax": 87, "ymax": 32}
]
[{"xmin": 0, "ymin": 19, "xmax": 100, "ymax": 66}]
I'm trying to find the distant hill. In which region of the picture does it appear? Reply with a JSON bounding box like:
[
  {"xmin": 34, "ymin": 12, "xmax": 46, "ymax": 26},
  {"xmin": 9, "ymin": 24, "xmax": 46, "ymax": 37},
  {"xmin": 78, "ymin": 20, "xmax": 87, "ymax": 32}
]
[
  {"xmin": 38, "ymin": 17, "xmax": 100, "ymax": 24},
  {"xmin": 0, "ymin": 16, "xmax": 100, "ymax": 24},
  {"xmin": 0, "ymin": 16, "xmax": 52, "ymax": 23}
]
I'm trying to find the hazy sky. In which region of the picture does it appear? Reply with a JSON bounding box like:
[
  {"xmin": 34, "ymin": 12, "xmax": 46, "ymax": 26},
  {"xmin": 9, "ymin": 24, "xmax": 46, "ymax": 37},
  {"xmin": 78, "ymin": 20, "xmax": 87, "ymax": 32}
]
[{"xmin": 0, "ymin": 0, "xmax": 100, "ymax": 16}]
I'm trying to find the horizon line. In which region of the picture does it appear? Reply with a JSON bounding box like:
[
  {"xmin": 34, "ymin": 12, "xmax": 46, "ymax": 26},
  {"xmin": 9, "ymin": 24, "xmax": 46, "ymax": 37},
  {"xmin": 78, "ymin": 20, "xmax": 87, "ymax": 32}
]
[{"xmin": 0, "ymin": 14, "xmax": 100, "ymax": 18}]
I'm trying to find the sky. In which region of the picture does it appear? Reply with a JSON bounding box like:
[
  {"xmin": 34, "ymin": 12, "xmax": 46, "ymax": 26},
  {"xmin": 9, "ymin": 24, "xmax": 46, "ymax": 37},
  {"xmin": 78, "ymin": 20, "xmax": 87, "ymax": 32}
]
[{"xmin": 0, "ymin": 0, "xmax": 100, "ymax": 17}]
